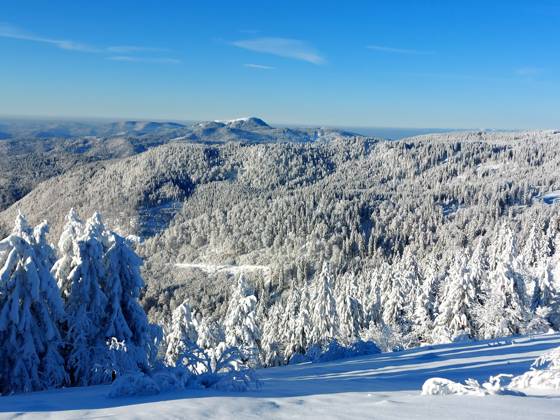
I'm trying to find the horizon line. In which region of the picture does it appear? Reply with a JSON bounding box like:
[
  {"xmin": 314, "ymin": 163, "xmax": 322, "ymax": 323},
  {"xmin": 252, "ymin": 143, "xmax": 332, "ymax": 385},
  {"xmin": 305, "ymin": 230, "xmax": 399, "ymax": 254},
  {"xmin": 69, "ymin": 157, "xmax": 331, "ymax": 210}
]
[{"xmin": 0, "ymin": 112, "xmax": 550, "ymax": 132}]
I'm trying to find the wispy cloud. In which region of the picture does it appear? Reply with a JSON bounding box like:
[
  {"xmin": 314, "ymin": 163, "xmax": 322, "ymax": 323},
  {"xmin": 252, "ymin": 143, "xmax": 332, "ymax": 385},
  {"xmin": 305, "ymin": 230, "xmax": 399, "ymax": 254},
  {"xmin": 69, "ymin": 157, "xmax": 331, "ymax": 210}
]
[
  {"xmin": 244, "ymin": 63, "xmax": 275, "ymax": 70},
  {"xmin": 0, "ymin": 22, "xmax": 177, "ymax": 63},
  {"xmin": 232, "ymin": 37, "xmax": 325, "ymax": 64},
  {"xmin": 515, "ymin": 67, "xmax": 541, "ymax": 77},
  {"xmin": 107, "ymin": 56, "xmax": 180, "ymax": 64},
  {"xmin": 0, "ymin": 22, "xmax": 97, "ymax": 52},
  {"xmin": 367, "ymin": 44, "xmax": 435, "ymax": 55}
]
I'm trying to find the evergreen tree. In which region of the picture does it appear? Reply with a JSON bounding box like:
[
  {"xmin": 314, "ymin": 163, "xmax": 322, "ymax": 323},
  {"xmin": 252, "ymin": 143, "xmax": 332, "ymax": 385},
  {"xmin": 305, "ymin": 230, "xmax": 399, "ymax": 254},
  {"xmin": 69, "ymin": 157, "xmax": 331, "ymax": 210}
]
[
  {"xmin": 165, "ymin": 300, "xmax": 198, "ymax": 367},
  {"xmin": 260, "ymin": 303, "xmax": 284, "ymax": 366},
  {"xmin": 52, "ymin": 208, "xmax": 84, "ymax": 297},
  {"xmin": 285, "ymin": 282, "xmax": 311, "ymax": 360},
  {"xmin": 0, "ymin": 214, "xmax": 67, "ymax": 394},
  {"xmin": 308, "ymin": 262, "xmax": 339, "ymax": 345},
  {"xmin": 432, "ymin": 253, "xmax": 477, "ymax": 343},
  {"xmin": 412, "ymin": 254, "xmax": 441, "ymax": 343},
  {"xmin": 224, "ymin": 276, "xmax": 261, "ymax": 367},
  {"xmin": 103, "ymin": 229, "xmax": 160, "ymax": 373},
  {"xmin": 336, "ymin": 273, "xmax": 363, "ymax": 345},
  {"xmin": 58, "ymin": 214, "xmax": 109, "ymax": 385},
  {"xmin": 478, "ymin": 224, "xmax": 529, "ymax": 339}
]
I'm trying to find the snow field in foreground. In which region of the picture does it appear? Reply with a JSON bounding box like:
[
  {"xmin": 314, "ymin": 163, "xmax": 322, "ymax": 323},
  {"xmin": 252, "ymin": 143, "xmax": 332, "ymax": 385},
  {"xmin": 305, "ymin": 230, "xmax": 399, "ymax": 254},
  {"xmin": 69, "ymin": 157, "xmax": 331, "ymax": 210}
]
[{"xmin": 1, "ymin": 333, "xmax": 560, "ymax": 419}]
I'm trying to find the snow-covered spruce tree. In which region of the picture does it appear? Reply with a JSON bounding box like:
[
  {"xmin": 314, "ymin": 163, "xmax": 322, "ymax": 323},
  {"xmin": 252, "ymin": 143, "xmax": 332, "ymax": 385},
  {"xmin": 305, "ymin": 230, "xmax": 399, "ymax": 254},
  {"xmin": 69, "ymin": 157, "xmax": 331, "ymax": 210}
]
[
  {"xmin": 52, "ymin": 208, "xmax": 84, "ymax": 297},
  {"xmin": 55, "ymin": 212, "xmax": 159, "ymax": 385},
  {"xmin": 411, "ymin": 254, "xmax": 442, "ymax": 344},
  {"xmin": 102, "ymin": 229, "xmax": 161, "ymax": 373},
  {"xmin": 165, "ymin": 300, "xmax": 198, "ymax": 367},
  {"xmin": 260, "ymin": 303, "xmax": 284, "ymax": 366},
  {"xmin": 520, "ymin": 216, "xmax": 550, "ymax": 276},
  {"xmin": 336, "ymin": 272, "xmax": 364, "ymax": 345},
  {"xmin": 223, "ymin": 275, "xmax": 261, "ymax": 367},
  {"xmin": 0, "ymin": 214, "xmax": 67, "ymax": 394},
  {"xmin": 195, "ymin": 315, "xmax": 224, "ymax": 352},
  {"xmin": 380, "ymin": 260, "xmax": 411, "ymax": 340},
  {"xmin": 432, "ymin": 253, "xmax": 477, "ymax": 343},
  {"xmin": 478, "ymin": 223, "xmax": 530, "ymax": 339},
  {"xmin": 533, "ymin": 233, "xmax": 560, "ymax": 329},
  {"xmin": 284, "ymin": 282, "xmax": 311, "ymax": 361},
  {"xmin": 308, "ymin": 262, "xmax": 339, "ymax": 346},
  {"xmin": 467, "ymin": 237, "xmax": 489, "ymax": 337},
  {"xmin": 362, "ymin": 264, "xmax": 384, "ymax": 329},
  {"xmin": 57, "ymin": 213, "xmax": 110, "ymax": 386}
]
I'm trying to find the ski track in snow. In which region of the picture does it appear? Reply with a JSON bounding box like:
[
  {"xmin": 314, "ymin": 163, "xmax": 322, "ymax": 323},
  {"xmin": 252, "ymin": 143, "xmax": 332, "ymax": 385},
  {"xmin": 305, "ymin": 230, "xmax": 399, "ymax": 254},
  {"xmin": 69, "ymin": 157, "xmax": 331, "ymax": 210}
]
[
  {"xmin": 175, "ymin": 262, "xmax": 271, "ymax": 275},
  {"xmin": 2, "ymin": 334, "xmax": 560, "ymax": 419}
]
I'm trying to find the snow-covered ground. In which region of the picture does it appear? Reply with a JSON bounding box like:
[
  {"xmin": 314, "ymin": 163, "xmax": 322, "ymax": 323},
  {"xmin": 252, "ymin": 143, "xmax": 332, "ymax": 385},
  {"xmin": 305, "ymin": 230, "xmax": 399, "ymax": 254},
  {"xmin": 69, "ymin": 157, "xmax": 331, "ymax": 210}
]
[
  {"xmin": 176, "ymin": 262, "xmax": 271, "ymax": 275},
  {"xmin": 2, "ymin": 334, "xmax": 560, "ymax": 419}
]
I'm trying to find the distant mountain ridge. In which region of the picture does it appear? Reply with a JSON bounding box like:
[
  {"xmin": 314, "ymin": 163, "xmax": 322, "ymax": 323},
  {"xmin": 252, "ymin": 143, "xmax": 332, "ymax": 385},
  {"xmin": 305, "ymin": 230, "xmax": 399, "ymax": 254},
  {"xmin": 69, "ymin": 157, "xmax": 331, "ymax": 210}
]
[
  {"xmin": 0, "ymin": 117, "xmax": 358, "ymax": 144},
  {"xmin": 0, "ymin": 117, "xmax": 362, "ymax": 214}
]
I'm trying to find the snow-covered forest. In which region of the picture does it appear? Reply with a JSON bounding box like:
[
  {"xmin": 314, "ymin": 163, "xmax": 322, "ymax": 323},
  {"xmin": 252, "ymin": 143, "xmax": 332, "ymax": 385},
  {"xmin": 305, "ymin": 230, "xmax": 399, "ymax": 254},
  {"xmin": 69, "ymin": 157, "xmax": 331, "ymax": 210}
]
[
  {"xmin": 0, "ymin": 212, "xmax": 163, "ymax": 394},
  {"xmin": 2, "ymin": 125, "xmax": 560, "ymax": 397}
]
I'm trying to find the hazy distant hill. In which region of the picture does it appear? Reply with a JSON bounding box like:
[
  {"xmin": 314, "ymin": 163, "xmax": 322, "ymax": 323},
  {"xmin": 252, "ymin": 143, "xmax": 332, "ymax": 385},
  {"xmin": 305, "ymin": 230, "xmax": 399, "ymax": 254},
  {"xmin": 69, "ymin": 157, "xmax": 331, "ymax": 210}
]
[{"xmin": 0, "ymin": 117, "xmax": 358, "ymax": 213}]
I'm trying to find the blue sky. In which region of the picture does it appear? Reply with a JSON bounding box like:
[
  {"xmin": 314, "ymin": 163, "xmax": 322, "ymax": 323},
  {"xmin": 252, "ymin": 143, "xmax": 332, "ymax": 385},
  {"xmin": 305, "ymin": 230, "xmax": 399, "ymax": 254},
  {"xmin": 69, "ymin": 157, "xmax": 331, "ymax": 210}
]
[{"xmin": 1, "ymin": 0, "xmax": 559, "ymax": 128}]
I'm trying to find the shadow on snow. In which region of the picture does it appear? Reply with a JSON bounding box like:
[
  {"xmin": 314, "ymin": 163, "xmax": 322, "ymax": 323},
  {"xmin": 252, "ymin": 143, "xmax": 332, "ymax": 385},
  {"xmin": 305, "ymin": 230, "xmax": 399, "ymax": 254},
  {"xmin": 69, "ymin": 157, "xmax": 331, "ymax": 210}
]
[{"xmin": 1, "ymin": 333, "xmax": 559, "ymax": 413}]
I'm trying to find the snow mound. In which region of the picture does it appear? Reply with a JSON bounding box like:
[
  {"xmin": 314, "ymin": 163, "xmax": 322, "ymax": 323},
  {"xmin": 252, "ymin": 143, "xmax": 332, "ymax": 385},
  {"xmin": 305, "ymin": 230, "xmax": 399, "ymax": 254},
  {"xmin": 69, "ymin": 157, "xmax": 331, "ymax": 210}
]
[
  {"xmin": 423, "ymin": 346, "xmax": 560, "ymax": 396},
  {"xmin": 509, "ymin": 346, "xmax": 560, "ymax": 391},
  {"xmin": 108, "ymin": 373, "xmax": 160, "ymax": 398},
  {"xmin": 422, "ymin": 375, "xmax": 524, "ymax": 396},
  {"xmin": 422, "ymin": 377, "xmax": 487, "ymax": 396},
  {"xmin": 532, "ymin": 346, "xmax": 560, "ymax": 370},
  {"xmin": 203, "ymin": 369, "xmax": 261, "ymax": 392}
]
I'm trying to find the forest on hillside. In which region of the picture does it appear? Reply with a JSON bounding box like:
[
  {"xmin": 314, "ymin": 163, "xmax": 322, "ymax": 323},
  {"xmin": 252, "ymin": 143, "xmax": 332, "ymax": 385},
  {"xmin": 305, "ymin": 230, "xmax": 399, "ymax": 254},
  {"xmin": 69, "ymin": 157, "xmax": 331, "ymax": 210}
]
[{"xmin": 2, "ymin": 128, "xmax": 560, "ymax": 370}]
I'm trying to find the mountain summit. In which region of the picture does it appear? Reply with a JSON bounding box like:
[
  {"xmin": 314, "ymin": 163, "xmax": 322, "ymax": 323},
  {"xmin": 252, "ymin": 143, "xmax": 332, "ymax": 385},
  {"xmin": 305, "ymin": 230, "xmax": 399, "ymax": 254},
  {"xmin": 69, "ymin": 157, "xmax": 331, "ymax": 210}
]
[{"xmin": 223, "ymin": 117, "xmax": 271, "ymax": 129}]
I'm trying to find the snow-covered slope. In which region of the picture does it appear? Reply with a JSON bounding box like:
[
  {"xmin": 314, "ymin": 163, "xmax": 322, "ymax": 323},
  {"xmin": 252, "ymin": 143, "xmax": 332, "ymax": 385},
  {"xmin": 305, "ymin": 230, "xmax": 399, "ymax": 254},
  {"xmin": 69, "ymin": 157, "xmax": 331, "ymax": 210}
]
[{"xmin": 2, "ymin": 333, "xmax": 560, "ymax": 419}]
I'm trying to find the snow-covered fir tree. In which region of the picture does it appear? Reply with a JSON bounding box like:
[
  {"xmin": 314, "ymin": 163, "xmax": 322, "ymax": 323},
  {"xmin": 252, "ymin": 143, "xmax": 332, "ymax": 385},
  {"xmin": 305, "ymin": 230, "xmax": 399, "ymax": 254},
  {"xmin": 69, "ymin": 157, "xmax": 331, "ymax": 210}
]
[
  {"xmin": 165, "ymin": 300, "xmax": 199, "ymax": 367},
  {"xmin": 52, "ymin": 208, "xmax": 84, "ymax": 297},
  {"xmin": 259, "ymin": 302, "xmax": 283, "ymax": 367},
  {"xmin": 411, "ymin": 254, "xmax": 441, "ymax": 343},
  {"xmin": 284, "ymin": 282, "xmax": 311, "ymax": 360},
  {"xmin": 102, "ymin": 229, "xmax": 160, "ymax": 373},
  {"xmin": 54, "ymin": 212, "xmax": 159, "ymax": 385},
  {"xmin": 336, "ymin": 272, "xmax": 364, "ymax": 345},
  {"xmin": 308, "ymin": 262, "xmax": 339, "ymax": 345},
  {"xmin": 381, "ymin": 262, "xmax": 410, "ymax": 337},
  {"xmin": 432, "ymin": 253, "xmax": 477, "ymax": 343},
  {"xmin": 0, "ymin": 214, "xmax": 67, "ymax": 394},
  {"xmin": 478, "ymin": 224, "xmax": 530, "ymax": 339},
  {"xmin": 56, "ymin": 213, "xmax": 110, "ymax": 385},
  {"xmin": 223, "ymin": 276, "xmax": 261, "ymax": 367}
]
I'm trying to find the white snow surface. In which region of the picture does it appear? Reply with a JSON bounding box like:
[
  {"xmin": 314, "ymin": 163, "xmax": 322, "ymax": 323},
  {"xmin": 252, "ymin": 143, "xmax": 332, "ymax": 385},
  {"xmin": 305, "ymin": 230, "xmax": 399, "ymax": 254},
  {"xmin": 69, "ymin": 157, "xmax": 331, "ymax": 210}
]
[
  {"xmin": 176, "ymin": 262, "xmax": 271, "ymax": 275},
  {"xmin": 2, "ymin": 334, "xmax": 560, "ymax": 419}
]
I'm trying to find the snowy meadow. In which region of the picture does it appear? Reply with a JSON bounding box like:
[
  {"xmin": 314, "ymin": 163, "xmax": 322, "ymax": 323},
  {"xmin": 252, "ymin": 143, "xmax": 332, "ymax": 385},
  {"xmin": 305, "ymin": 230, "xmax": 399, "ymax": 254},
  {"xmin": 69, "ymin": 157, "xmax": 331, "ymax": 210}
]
[{"xmin": 1, "ymin": 333, "xmax": 559, "ymax": 419}]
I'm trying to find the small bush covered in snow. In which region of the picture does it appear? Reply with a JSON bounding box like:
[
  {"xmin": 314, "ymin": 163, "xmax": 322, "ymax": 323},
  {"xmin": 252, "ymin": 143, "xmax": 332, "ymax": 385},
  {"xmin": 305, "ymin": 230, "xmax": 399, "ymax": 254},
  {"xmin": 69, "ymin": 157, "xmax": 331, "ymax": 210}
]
[
  {"xmin": 509, "ymin": 346, "xmax": 560, "ymax": 391},
  {"xmin": 422, "ymin": 347, "xmax": 560, "ymax": 397},
  {"xmin": 422, "ymin": 377, "xmax": 488, "ymax": 396},
  {"xmin": 151, "ymin": 368, "xmax": 199, "ymax": 392},
  {"xmin": 108, "ymin": 373, "xmax": 160, "ymax": 398},
  {"xmin": 421, "ymin": 375, "xmax": 524, "ymax": 397}
]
